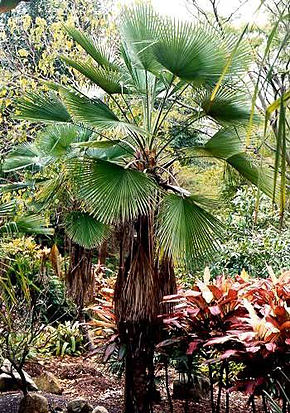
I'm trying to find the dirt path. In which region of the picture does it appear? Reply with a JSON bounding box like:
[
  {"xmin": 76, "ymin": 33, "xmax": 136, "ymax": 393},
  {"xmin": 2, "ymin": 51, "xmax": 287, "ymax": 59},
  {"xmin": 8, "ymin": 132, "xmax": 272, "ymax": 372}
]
[{"xmin": 0, "ymin": 356, "xmax": 263, "ymax": 413}]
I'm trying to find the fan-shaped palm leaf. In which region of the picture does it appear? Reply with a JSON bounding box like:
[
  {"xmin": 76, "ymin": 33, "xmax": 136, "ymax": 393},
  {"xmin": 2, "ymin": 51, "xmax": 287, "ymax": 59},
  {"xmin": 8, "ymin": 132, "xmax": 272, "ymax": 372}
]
[
  {"xmin": 0, "ymin": 201, "xmax": 16, "ymax": 217},
  {"xmin": 120, "ymin": 4, "xmax": 162, "ymax": 73},
  {"xmin": 64, "ymin": 26, "xmax": 118, "ymax": 71},
  {"xmin": 16, "ymin": 92, "xmax": 71, "ymax": 123},
  {"xmin": 36, "ymin": 124, "xmax": 89, "ymax": 159},
  {"xmin": 2, "ymin": 143, "xmax": 46, "ymax": 172},
  {"xmin": 186, "ymin": 128, "xmax": 278, "ymax": 201},
  {"xmin": 198, "ymin": 86, "xmax": 255, "ymax": 124},
  {"xmin": 75, "ymin": 140, "xmax": 134, "ymax": 160},
  {"xmin": 70, "ymin": 159, "xmax": 158, "ymax": 224},
  {"xmin": 61, "ymin": 56, "xmax": 129, "ymax": 95},
  {"xmin": 0, "ymin": 215, "xmax": 53, "ymax": 236},
  {"xmin": 152, "ymin": 19, "xmax": 226, "ymax": 83},
  {"xmin": 64, "ymin": 211, "xmax": 110, "ymax": 249},
  {"xmin": 157, "ymin": 194, "xmax": 224, "ymax": 266}
]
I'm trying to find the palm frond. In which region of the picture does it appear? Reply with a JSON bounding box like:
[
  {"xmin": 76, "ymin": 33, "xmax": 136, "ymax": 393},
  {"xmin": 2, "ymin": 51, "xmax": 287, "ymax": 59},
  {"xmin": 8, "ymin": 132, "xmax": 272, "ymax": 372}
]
[
  {"xmin": 61, "ymin": 56, "xmax": 129, "ymax": 95},
  {"xmin": 36, "ymin": 124, "xmax": 87, "ymax": 159},
  {"xmin": 186, "ymin": 128, "xmax": 243, "ymax": 159},
  {"xmin": 15, "ymin": 91, "xmax": 71, "ymax": 123},
  {"xmin": 2, "ymin": 143, "xmax": 46, "ymax": 172},
  {"xmin": 59, "ymin": 88, "xmax": 120, "ymax": 129},
  {"xmin": 0, "ymin": 215, "xmax": 53, "ymax": 236},
  {"xmin": 120, "ymin": 4, "xmax": 162, "ymax": 73},
  {"xmin": 153, "ymin": 19, "xmax": 225, "ymax": 83},
  {"xmin": 0, "ymin": 201, "xmax": 16, "ymax": 217},
  {"xmin": 198, "ymin": 86, "xmax": 256, "ymax": 125},
  {"xmin": 228, "ymin": 153, "xmax": 279, "ymax": 202},
  {"xmin": 69, "ymin": 159, "xmax": 158, "ymax": 224},
  {"xmin": 64, "ymin": 25, "xmax": 117, "ymax": 70},
  {"xmin": 74, "ymin": 140, "xmax": 134, "ymax": 160},
  {"xmin": 157, "ymin": 194, "xmax": 224, "ymax": 266},
  {"xmin": 64, "ymin": 211, "xmax": 110, "ymax": 249},
  {"xmin": 186, "ymin": 128, "xmax": 278, "ymax": 201}
]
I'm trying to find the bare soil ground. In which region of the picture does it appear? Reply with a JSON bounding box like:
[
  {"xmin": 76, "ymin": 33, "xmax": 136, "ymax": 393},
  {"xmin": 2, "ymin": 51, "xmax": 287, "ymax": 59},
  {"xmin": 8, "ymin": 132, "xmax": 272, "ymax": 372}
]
[{"xmin": 0, "ymin": 356, "xmax": 263, "ymax": 413}]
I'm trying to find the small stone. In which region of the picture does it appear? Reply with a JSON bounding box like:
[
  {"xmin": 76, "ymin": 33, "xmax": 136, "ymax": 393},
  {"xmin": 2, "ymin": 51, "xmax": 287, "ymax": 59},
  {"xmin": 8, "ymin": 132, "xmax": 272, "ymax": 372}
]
[
  {"xmin": 0, "ymin": 359, "xmax": 38, "ymax": 392},
  {"xmin": 34, "ymin": 371, "xmax": 63, "ymax": 395},
  {"xmin": 18, "ymin": 393, "xmax": 49, "ymax": 413},
  {"xmin": 92, "ymin": 407, "xmax": 109, "ymax": 413},
  {"xmin": 67, "ymin": 398, "xmax": 93, "ymax": 413}
]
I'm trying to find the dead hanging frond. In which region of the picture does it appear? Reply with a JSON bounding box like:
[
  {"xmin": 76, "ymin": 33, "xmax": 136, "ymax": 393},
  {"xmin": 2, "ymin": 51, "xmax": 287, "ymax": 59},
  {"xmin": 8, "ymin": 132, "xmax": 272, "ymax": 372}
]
[{"xmin": 50, "ymin": 244, "xmax": 62, "ymax": 278}]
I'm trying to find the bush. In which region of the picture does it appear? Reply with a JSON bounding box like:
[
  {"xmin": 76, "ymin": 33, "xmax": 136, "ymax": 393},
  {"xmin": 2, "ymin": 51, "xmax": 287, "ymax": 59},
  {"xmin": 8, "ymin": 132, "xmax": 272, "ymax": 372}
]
[
  {"xmin": 35, "ymin": 321, "xmax": 85, "ymax": 357},
  {"xmin": 159, "ymin": 268, "xmax": 290, "ymax": 411},
  {"xmin": 209, "ymin": 188, "xmax": 290, "ymax": 277}
]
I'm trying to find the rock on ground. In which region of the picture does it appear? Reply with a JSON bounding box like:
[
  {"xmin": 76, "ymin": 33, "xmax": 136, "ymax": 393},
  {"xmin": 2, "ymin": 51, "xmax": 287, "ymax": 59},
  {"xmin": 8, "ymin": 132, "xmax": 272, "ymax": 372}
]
[
  {"xmin": 92, "ymin": 407, "xmax": 109, "ymax": 413},
  {"xmin": 67, "ymin": 398, "xmax": 93, "ymax": 413},
  {"xmin": 34, "ymin": 372, "xmax": 63, "ymax": 395},
  {"xmin": 0, "ymin": 360, "xmax": 38, "ymax": 392},
  {"xmin": 18, "ymin": 393, "xmax": 49, "ymax": 413}
]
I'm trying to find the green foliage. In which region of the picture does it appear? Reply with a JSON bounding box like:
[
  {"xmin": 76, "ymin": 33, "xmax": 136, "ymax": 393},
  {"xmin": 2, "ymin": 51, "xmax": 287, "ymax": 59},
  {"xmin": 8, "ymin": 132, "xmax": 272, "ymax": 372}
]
[
  {"xmin": 1, "ymin": 237, "xmax": 76, "ymax": 322},
  {"xmin": 35, "ymin": 321, "xmax": 85, "ymax": 357},
  {"xmin": 209, "ymin": 188, "xmax": 290, "ymax": 278}
]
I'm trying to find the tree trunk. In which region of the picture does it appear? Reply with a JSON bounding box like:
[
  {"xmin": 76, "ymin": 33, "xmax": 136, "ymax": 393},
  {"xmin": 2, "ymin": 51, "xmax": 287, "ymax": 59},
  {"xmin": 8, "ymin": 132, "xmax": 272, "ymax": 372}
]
[
  {"xmin": 115, "ymin": 215, "xmax": 177, "ymax": 413},
  {"xmin": 66, "ymin": 241, "xmax": 94, "ymax": 315}
]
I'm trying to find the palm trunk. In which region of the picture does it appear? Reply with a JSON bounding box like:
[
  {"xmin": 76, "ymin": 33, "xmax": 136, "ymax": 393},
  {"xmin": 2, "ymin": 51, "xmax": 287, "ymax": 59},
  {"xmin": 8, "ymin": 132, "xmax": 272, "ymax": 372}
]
[
  {"xmin": 66, "ymin": 241, "xmax": 94, "ymax": 316},
  {"xmin": 115, "ymin": 214, "xmax": 176, "ymax": 413}
]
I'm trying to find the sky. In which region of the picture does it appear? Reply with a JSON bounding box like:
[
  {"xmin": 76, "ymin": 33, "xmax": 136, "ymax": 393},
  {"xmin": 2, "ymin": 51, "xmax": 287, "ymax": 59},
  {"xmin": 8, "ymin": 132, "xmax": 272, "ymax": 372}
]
[{"xmin": 120, "ymin": 0, "xmax": 268, "ymax": 26}]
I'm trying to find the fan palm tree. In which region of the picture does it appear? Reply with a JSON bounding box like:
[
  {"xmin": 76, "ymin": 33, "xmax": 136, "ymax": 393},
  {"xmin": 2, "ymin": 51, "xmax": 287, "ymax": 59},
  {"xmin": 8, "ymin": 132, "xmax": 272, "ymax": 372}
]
[
  {"xmin": 3, "ymin": 124, "xmax": 111, "ymax": 312},
  {"xmin": 6, "ymin": 5, "xmax": 278, "ymax": 412}
]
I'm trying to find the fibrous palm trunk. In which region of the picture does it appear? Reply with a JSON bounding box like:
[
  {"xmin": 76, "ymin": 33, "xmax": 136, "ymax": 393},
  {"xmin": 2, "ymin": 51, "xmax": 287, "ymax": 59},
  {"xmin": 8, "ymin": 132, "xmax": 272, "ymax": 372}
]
[
  {"xmin": 66, "ymin": 241, "xmax": 94, "ymax": 315},
  {"xmin": 115, "ymin": 214, "xmax": 176, "ymax": 413}
]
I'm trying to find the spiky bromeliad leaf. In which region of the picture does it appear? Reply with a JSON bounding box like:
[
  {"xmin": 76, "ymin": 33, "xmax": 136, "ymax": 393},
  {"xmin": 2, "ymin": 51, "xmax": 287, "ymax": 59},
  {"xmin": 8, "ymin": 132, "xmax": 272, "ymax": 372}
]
[
  {"xmin": 157, "ymin": 194, "xmax": 224, "ymax": 266},
  {"xmin": 64, "ymin": 211, "xmax": 110, "ymax": 249},
  {"xmin": 16, "ymin": 92, "xmax": 71, "ymax": 123},
  {"xmin": 61, "ymin": 56, "xmax": 128, "ymax": 95},
  {"xmin": 70, "ymin": 159, "xmax": 157, "ymax": 224}
]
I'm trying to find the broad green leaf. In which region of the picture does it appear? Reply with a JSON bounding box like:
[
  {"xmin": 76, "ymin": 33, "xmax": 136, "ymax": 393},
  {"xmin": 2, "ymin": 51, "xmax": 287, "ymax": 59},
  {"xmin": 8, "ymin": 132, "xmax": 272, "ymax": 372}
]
[
  {"xmin": 15, "ymin": 92, "xmax": 71, "ymax": 123},
  {"xmin": 64, "ymin": 211, "xmax": 110, "ymax": 249},
  {"xmin": 64, "ymin": 26, "xmax": 117, "ymax": 70},
  {"xmin": 157, "ymin": 194, "xmax": 224, "ymax": 265},
  {"xmin": 61, "ymin": 56, "xmax": 128, "ymax": 94},
  {"xmin": 70, "ymin": 159, "xmax": 158, "ymax": 224}
]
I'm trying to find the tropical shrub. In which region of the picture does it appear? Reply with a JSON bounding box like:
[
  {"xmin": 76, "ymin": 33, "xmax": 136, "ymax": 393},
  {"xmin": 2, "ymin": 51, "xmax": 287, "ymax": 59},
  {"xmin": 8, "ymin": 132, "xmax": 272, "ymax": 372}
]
[
  {"xmin": 35, "ymin": 321, "xmax": 85, "ymax": 357},
  {"xmin": 209, "ymin": 188, "xmax": 290, "ymax": 277},
  {"xmin": 0, "ymin": 237, "xmax": 76, "ymax": 322},
  {"xmin": 160, "ymin": 269, "xmax": 290, "ymax": 412}
]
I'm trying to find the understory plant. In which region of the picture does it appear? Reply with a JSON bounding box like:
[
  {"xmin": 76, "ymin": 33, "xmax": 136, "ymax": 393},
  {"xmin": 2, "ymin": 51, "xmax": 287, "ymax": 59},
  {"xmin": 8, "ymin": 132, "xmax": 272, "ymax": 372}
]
[
  {"xmin": 4, "ymin": 4, "xmax": 279, "ymax": 412},
  {"xmin": 160, "ymin": 268, "xmax": 290, "ymax": 413}
]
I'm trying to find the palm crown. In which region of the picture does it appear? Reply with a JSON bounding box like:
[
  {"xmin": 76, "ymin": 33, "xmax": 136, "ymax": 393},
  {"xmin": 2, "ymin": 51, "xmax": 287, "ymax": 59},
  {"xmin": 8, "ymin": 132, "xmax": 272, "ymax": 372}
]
[{"xmin": 4, "ymin": 4, "xmax": 276, "ymax": 265}]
